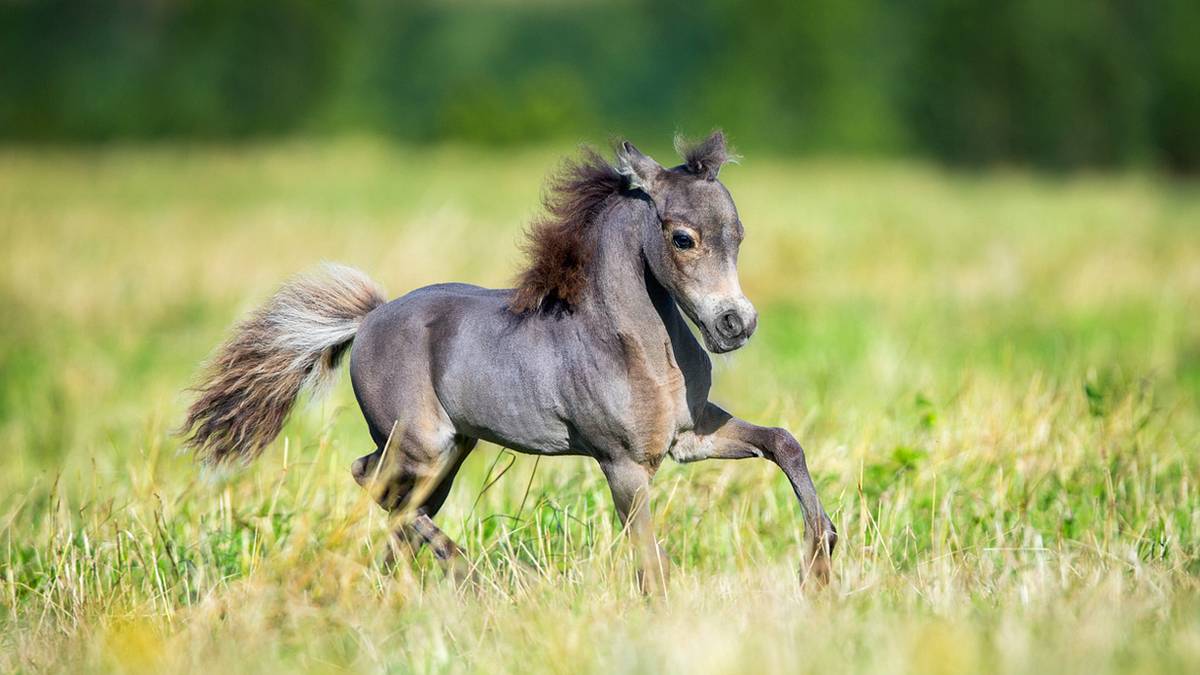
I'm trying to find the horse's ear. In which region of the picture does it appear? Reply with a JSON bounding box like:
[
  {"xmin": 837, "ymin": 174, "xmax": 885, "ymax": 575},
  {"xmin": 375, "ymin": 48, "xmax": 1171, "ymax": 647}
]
[
  {"xmin": 616, "ymin": 141, "xmax": 664, "ymax": 195},
  {"xmin": 677, "ymin": 130, "xmax": 732, "ymax": 180}
]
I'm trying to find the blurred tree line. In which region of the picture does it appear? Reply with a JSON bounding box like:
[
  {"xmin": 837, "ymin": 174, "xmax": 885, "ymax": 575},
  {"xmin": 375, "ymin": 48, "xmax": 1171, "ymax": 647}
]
[{"xmin": 1, "ymin": 0, "xmax": 1197, "ymax": 171}]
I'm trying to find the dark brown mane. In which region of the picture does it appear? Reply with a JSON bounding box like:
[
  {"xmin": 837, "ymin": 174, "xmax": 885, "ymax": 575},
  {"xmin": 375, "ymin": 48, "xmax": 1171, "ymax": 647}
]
[{"xmin": 509, "ymin": 147, "xmax": 625, "ymax": 314}]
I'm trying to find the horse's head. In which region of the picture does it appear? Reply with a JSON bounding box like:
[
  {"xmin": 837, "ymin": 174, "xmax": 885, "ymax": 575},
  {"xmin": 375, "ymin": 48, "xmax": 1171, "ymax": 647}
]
[{"xmin": 618, "ymin": 131, "xmax": 756, "ymax": 354}]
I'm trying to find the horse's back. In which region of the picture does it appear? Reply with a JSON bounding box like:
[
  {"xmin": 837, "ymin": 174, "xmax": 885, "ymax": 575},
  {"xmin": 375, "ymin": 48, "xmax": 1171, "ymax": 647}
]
[
  {"xmin": 355, "ymin": 282, "xmax": 512, "ymax": 339},
  {"xmin": 348, "ymin": 282, "xmax": 575, "ymax": 453}
]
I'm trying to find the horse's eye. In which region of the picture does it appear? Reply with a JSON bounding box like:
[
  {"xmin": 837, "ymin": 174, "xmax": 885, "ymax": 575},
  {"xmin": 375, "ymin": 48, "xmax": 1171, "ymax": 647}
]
[{"xmin": 671, "ymin": 231, "xmax": 695, "ymax": 250}]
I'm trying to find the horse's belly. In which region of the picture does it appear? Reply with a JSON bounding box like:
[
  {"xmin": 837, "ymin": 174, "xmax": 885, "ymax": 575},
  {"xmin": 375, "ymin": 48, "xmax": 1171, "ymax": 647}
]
[
  {"xmin": 436, "ymin": 363, "xmax": 578, "ymax": 456},
  {"xmin": 453, "ymin": 406, "xmax": 576, "ymax": 457}
]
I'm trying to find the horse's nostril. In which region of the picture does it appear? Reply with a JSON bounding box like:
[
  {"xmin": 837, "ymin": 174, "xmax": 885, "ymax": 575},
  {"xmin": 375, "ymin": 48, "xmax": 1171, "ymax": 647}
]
[{"xmin": 716, "ymin": 310, "xmax": 744, "ymax": 339}]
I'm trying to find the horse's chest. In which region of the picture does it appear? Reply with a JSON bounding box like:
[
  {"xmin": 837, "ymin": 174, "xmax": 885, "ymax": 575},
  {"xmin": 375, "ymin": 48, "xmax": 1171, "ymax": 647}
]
[{"xmin": 618, "ymin": 336, "xmax": 690, "ymax": 467}]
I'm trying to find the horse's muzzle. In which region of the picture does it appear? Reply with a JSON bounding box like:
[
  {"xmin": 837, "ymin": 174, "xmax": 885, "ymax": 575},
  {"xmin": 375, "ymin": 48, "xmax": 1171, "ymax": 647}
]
[{"xmin": 709, "ymin": 304, "xmax": 757, "ymax": 352}]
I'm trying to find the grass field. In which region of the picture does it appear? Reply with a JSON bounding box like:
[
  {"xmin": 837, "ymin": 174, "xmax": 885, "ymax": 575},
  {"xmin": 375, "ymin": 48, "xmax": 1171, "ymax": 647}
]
[{"xmin": 1, "ymin": 140, "xmax": 1198, "ymax": 674}]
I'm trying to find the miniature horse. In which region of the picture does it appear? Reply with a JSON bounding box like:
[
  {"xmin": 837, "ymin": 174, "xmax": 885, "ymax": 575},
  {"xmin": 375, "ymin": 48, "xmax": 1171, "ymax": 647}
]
[{"xmin": 180, "ymin": 132, "xmax": 837, "ymax": 591}]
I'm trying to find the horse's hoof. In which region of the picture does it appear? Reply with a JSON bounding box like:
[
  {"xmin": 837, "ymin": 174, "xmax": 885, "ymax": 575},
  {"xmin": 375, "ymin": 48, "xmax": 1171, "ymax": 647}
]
[{"xmin": 802, "ymin": 557, "xmax": 832, "ymax": 588}]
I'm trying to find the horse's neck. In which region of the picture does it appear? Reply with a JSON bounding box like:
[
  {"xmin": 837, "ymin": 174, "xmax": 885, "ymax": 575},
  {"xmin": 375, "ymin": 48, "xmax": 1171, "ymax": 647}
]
[{"xmin": 584, "ymin": 198, "xmax": 677, "ymax": 346}]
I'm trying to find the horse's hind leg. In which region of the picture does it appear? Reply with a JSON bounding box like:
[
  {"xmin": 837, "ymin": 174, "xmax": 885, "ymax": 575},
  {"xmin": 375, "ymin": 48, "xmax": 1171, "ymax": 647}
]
[
  {"xmin": 352, "ymin": 429, "xmax": 476, "ymax": 581},
  {"xmin": 390, "ymin": 435, "xmax": 475, "ymax": 578}
]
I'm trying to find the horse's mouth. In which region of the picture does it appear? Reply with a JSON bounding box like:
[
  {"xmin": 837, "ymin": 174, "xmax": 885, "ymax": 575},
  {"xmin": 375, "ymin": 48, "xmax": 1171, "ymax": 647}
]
[
  {"xmin": 677, "ymin": 303, "xmax": 750, "ymax": 354},
  {"xmin": 698, "ymin": 322, "xmax": 750, "ymax": 354},
  {"xmin": 707, "ymin": 336, "xmax": 749, "ymax": 354}
]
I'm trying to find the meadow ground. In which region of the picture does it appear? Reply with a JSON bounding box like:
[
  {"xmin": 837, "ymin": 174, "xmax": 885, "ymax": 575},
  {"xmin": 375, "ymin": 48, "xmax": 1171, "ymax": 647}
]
[{"xmin": 1, "ymin": 141, "xmax": 1198, "ymax": 674}]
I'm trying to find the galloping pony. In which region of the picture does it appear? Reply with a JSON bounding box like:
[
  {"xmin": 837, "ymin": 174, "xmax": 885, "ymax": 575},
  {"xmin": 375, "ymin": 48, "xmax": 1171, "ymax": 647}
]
[{"xmin": 180, "ymin": 132, "xmax": 837, "ymax": 591}]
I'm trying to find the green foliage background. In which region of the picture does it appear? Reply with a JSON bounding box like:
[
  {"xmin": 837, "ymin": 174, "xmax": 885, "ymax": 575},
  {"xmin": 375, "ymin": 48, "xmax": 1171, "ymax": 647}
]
[{"xmin": 3, "ymin": 0, "xmax": 1199, "ymax": 170}]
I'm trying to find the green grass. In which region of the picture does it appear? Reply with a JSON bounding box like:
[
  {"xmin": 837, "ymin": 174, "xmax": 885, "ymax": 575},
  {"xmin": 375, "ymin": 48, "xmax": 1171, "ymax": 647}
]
[{"xmin": 1, "ymin": 140, "xmax": 1198, "ymax": 673}]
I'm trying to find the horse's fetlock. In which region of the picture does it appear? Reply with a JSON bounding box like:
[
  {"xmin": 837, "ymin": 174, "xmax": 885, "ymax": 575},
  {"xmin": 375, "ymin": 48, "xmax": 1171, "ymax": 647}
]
[{"xmin": 822, "ymin": 522, "xmax": 838, "ymax": 556}]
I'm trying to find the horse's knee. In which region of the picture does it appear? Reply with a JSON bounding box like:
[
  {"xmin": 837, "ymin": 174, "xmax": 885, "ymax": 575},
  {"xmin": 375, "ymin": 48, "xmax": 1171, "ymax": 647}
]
[{"xmin": 766, "ymin": 426, "xmax": 804, "ymax": 461}]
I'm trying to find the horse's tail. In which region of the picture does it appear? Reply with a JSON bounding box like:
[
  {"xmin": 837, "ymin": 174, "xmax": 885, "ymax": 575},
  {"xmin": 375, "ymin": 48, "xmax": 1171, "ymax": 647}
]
[{"xmin": 178, "ymin": 263, "xmax": 386, "ymax": 464}]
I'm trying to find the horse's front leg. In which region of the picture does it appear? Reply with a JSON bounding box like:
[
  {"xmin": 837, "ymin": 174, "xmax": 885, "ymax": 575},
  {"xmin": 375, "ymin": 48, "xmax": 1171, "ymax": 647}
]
[
  {"xmin": 686, "ymin": 403, "xmax": 838, "ymax": 586},
  {"xmin": 599, "ymin": 458, "xmax": 670, "ymax": 595}
]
